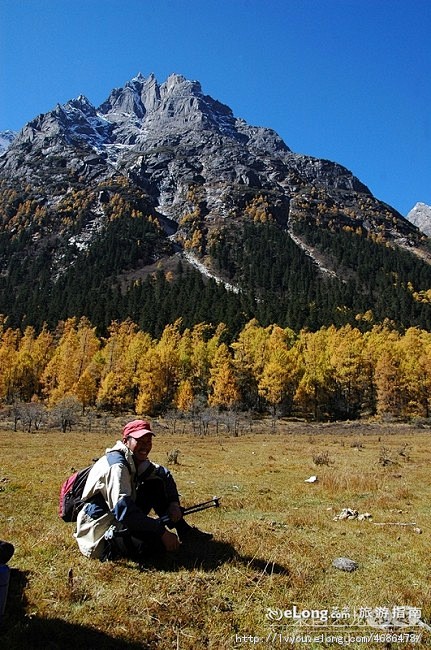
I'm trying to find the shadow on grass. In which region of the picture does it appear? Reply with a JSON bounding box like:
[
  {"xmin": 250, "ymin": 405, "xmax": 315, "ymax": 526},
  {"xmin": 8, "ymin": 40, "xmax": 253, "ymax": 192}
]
[
  {"xmin": 0, "ymin": 568, "xmax": 146, "ymax": 650},
  {"xmin": 0, "ymin": 541, "xmax": 288, "ymax": 648},
  {"xmin": 137, "ymin": 537, "xmax": 290, "ymax": 576}
]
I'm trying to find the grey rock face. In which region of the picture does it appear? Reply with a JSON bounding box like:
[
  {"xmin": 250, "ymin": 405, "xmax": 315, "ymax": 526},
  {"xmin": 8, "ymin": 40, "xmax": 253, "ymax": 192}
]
[
  {"xmin": 407, "ymin": 202, "xmax": 431, "ymax": 237},
  {"xmin": 0, "ymin": 73, "xmax": 371, "ymax": 212},
  {"xmin": 0, "ymin": 72, "xmax": 420, "ymax": 253}
]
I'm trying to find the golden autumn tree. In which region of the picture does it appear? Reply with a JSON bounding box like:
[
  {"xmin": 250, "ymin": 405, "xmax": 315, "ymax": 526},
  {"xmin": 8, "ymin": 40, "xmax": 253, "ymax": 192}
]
[
  {"xmin": 373, "ymin": 331, "xmax": 402, "ymax": 418},
  {"xmin": 135, "ymin": 321, "xmax": 183, "ymax": 415},
  {"xmin": 175, "ymin": 326, "xmax": 195, "ymax": 381},
  {"xmin": 176, "ymin": 324, "xmax": 206, "ymax": 392},
  {"xmin": 417, "ymin": 331, "xmax": 431, "ymax": 418},
  {"xmin": 175, "ymin": 321, "xmax": 228, "ymax": 404},
  {"xmin": 97, "ymin": 370, "xmax": 134, "ymax": 414},
  {"xmin": 123, "ymin": 329, "xmax": 154, "ymax": 399},
  {"xmin": 98, "ymin": 320, "xmax": 137, "ymax": 377},
  {"xmin": 0, "ymin": 324, "xmax": 54, "ymax": 404},
  {"xmin": 0, "ymin": 327, "xmax": 21, "ymax": 402},
  {"xmin": 175, "ymin": 378, "xmax": 195, "ymax": 413},
  {"xmin": 397, "ymin": 327, "xmax": 431, "ymax": 418},
  {"xmin": 26, "ymin": 325, "xmax": 55, "ymax": 384},
  {"xmin": 74, "ymin": 368, "xmax": 99, "ymax": 410},
  {"xmin": 208, "ymin": 343, "xmax": 241, "ymax": 409},
  {"xmin": 97, "ymin": 320, "xmax": 151, "ymax": 412},
  {"xmin": 325, "ymin": 324, "xmax": 370, "ymax": 419},
  {"xmin": 293, "ymin": 327, "xmax": 334, "ymax": 420},
  {"xmin": 134, "ymin": 349, "xmax": 166, "ymax": 415},
  {"xmin": 197, "ymin": 323, "xmax": 228, "ymax": 388},
  {"xmin": 231, "ymin": 319, "xmax": 271, "ymax": 409},
  {"xmin": 257, "ymin": 325, "xmax": 300, "ymax": 417},
  {"xmin": 364, "ymin": 326, "xmax": 401, "ymax": 418},
  {"xmin": 41, "ymin": 317, "xmax": 100, "ymax": 407},
  {"xmin": 258, "ymin": 360, "xmax": 288, "ymax": 416},
  {"xmin": 155, "ymin": 321, "xmax": 182, "ymax": 397},
  {"xmin": 12, "ymin": 333, "xmax": 39, "ymax": 402}
]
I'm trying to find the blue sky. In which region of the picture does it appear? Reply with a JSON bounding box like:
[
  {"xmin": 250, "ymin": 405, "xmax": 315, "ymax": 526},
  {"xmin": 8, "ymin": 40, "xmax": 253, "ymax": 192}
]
[{"xmin": 0, "ymin": 0, "xmax": 429, "ymax": 216}]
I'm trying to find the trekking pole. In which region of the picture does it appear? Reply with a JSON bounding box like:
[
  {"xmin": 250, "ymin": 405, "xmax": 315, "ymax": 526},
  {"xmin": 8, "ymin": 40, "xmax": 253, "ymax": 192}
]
[
  {"xmin": 159, "ymin": 496, "xmax": 221, "ymax": 523},
  {"xmin": 103, "ymin": 497, "xmax": 221, "ymax": 537}
]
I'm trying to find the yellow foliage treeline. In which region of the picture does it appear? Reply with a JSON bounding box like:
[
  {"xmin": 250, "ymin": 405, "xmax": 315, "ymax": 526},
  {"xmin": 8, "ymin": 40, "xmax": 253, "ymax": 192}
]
[{"xmin": 1, "ymin": 315, "xmax": 431, "ymax": 421}]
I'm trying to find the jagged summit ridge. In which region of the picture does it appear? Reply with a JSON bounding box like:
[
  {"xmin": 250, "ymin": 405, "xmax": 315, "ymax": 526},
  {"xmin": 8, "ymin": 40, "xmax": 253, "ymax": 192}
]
[
  {"xmin": 97, "ymin": 71, "xmax": 246, "ymax": 160},
  {"xmin": 2, "ymin": 72, "xmax": 284, "ymax": 175},
  {"xmin": 99, "ymin": 72, "xmax": 160, "ymax": 120},
  {"xmin": 0, "ymin": 72, "xmax": 304, "ymax": 216},
  {"xmin": 97, "ymin": 72, "xmax": 231, "ymax": 130},
  {"xmin": 0, "ymin": 71, "xmax": 414, "ymax": 240}
]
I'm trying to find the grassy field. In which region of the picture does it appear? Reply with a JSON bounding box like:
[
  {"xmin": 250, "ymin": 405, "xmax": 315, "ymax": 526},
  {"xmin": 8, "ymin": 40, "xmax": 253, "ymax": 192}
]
[{"xmin": 0, "ymin": 418, "xmax": 430, "ymax": 649}]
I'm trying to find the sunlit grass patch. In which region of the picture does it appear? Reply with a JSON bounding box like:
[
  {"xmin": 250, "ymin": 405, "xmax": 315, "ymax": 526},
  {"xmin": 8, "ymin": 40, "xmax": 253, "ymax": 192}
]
[{"xmin": 0, "ymin": 422, "xmax": 430, "ymax": 648}]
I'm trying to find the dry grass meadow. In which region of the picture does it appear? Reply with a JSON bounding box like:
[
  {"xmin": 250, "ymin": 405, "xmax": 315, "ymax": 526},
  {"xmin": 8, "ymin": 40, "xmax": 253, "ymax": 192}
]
[{"xmin": 0, "ymin": 417, "xmax": 430, "ymax": 649}]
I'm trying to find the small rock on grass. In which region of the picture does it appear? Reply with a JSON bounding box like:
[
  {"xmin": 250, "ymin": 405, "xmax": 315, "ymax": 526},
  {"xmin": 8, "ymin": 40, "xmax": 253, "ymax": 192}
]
[{"xmin": 332, "ymin": 557, "xmax": 359, "ymax": 572}]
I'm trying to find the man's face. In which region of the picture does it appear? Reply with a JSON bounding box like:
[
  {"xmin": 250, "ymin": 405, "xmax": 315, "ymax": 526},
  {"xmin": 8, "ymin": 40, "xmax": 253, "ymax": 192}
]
[{"xmin": 127, "ymin": 434, "xmax": 153, "ymax": 462}]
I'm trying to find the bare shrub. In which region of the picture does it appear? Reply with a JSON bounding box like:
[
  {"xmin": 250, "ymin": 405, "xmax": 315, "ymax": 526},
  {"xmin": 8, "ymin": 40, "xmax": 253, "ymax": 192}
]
[
  {"xmin": 398, "ymin": 443, "xmax": 411, "ymax": 461},
  {"xmin": 379, "ymin": 446, "xmax": 396, "ymax": 466},
  {"xmin": 167, "ymin": 449, "xmax": 180, "ymax": 464},
  {"xmin": 49, "ymin": 395, "xmax": 82, "ymax": 432},
  {"xmin": 312, "ymin": 450, "xmax": 332, "ymax": 466}
]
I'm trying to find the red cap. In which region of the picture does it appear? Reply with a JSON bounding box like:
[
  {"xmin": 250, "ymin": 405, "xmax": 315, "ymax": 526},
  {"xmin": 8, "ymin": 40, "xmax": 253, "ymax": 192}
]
[{"xmin": 122, "ymin": 419, "xmax": 154, "ymax": 441}]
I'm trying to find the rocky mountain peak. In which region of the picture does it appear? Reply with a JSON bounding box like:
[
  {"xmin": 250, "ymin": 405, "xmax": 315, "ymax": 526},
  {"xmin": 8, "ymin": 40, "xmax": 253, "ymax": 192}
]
[
  {"xmin": 0, "ymin": 72, "xmax": 422, "ymax": 251},
  {"xmin": 65, "ymin": 95, "xmax": 95, "ymax": 113},
  {"xmin": 131, "ymin": 71, "xmax": 147, "ymax": 82},
  {"xmin": 97, "ymin": 71, "xmax": 210, "ymax": 124},
  {"xmin": 407, "ymin": 202, "xmax": 431, "ymax": 237},
  {"xmin": 97, "ymin": 72, "xmax": 233, "ymax": 135},
  {"xmin": 161, "ymin": 73, "xmax": 202, "ymax": 95}
]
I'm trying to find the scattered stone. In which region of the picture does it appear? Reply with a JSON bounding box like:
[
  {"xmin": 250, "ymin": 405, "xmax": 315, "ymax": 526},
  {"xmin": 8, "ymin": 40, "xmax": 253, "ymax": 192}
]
[
  {"xmin": 304, "ymin": 475, "xmax": 318, "ymax": 483},
  {"xmin": 332, "ymin": 557, "xmax": 359, "ymax": 572},
  {"xmin": 413, "ymin": 527, "xmax": 422, "ymax": 534},
  {"xmin": 268, "ymin": 521, "xmax": 289, "ymax": 530},
  {"xmin": 333, "ymin": 508, "xmax": 372, "ymax": 521},
  {"xmin": 333, "ymin": 508, "xmax": 358, "ymax": 520}
]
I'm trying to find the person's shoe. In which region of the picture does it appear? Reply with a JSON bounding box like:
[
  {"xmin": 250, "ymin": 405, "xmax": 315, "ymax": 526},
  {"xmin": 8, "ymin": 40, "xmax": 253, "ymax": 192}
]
[
  {"xmin": 0, "ymin": 541, "xmax": 14, "ymax": 564},
  {"xmin": 176, "ymin": 523, "xmax": 213, "ymax": 543}
]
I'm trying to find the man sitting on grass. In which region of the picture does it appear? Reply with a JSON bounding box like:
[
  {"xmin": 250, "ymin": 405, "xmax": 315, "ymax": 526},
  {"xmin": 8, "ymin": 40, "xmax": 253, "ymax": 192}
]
[{"xmin": 74, "ymin": 419, "xmax": 212, "ymax": 561}]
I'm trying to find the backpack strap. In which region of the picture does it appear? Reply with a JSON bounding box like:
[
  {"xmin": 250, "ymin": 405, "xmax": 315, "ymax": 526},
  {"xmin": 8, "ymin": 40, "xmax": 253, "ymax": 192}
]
[
  {"xmin": 136, "ymin": 461, "xmax": 156, "ymax": 484},
  {"xmin": 105, "ymin": 449, "xmax": 132, "ymax": 473}
]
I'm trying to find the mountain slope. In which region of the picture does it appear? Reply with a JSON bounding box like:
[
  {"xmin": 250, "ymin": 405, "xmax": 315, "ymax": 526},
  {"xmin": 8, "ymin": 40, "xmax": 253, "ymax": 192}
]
[{"xmin": 0, "ymin": 73, "xmax": 430, "ymax": 336}]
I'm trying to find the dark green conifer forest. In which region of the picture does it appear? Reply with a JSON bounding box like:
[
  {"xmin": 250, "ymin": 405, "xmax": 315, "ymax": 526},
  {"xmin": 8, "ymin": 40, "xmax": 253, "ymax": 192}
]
[{"xmin": 2, "ymin": 211, "xmax": 431, "ymax": 341}]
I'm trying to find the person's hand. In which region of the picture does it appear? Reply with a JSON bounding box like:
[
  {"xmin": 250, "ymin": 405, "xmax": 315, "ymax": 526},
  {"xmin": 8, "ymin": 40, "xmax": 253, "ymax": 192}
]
[
  {"xmin": 161, "ymin": 529, "xmax": 180, "ymax": 552},
  {"xmin": 167, "ymin": 502, "xmax": 183, "ymax": 523}
]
